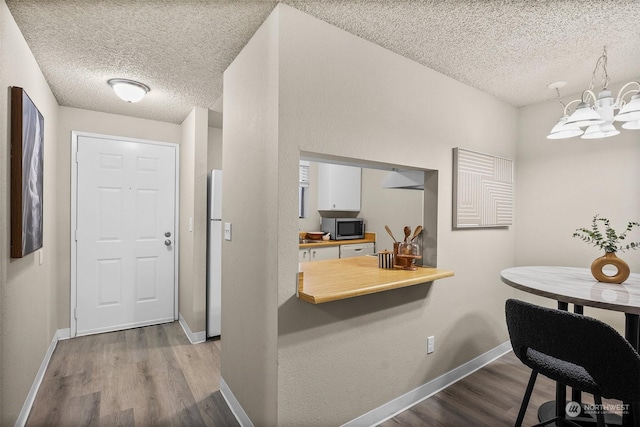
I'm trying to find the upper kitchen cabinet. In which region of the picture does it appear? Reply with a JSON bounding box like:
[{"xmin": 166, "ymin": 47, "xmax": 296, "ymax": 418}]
[{"xmin": 317, "ymin": 163, "xmax": 361, "ymax": 211}]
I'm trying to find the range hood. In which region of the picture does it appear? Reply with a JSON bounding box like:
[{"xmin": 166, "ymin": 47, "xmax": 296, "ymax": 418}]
[{"xmin": 381, "ymin": 170, "xmax": 424, "ymax": 190}]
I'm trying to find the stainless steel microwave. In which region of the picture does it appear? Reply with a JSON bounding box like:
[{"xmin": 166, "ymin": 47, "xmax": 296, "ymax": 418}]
[{"xmin": 321, "ymin": 218, "xmax": 364, "ymax": 240}]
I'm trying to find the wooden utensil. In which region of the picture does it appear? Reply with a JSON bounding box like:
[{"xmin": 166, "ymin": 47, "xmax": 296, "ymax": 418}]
[
  {"xmin": 403, "ymin": 226, "xmax": 411, "ymax": 243},
  {"xmin": 384, "ymin": 225, "xmax": 398, "ymax": 243},
  {"xmin": 410, "ymin": 225, "xmax": 423, "ymax": 242}
]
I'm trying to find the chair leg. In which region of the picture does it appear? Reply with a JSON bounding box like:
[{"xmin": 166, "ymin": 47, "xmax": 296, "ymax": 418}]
[
  {"xmin": 593, "ymin": 394, "xmax": 605, "ymax": 427},
  {"xmin": 516, "ymin": 370, "xmax": 538, "ymax": 427}
]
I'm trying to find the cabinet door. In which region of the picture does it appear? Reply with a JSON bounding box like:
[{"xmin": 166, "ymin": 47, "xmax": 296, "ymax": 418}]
[
  {"xmin": 310, "ymin": 246, "xmax": 340, "ymax": 261},
  {"xmin": 317, "ymin": 164, "xmax": 361, "ymax": 211}
]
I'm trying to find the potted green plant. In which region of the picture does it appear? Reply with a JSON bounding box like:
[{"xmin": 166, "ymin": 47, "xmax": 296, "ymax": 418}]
[{"xmin": 573, "ymin": 215, "xmax": 640, "ymax": 284}]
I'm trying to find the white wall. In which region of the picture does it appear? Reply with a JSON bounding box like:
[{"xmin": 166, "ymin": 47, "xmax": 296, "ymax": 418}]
[
  {"xmin": 360, "ymin": 168, "xmax": 424, "ymax": 253},
  {"xmin": 1, "ymin": 1, "xmax": 59, "ymax": 422},
  {"xmin": 179, "ymin": 107, "xmax": 209, "ymax": 334},
  {"xmin": 223, "ymin": 4, "xmax": 518, "ymax": 425},
  {"xmin": 221, "ymin": 9, "xmax": 280, "ymax": 425},
  {"xmin": 515, "ymin": 85, "xmax": 640, "ymax": 329},
  {"xmin": 208, "ymin": 126, "xmax": 223, "ymax": 171}
]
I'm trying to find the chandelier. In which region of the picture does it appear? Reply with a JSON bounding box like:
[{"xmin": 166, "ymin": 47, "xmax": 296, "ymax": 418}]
[{"xmin": 547, "ymin": 47, "xmax": 640, "ymax": 140}]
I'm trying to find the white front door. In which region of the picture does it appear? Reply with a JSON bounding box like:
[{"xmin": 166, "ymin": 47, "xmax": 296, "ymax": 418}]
[{"xmin": 74, "ymin": 134, "xmax": 178, "ymax": 336}]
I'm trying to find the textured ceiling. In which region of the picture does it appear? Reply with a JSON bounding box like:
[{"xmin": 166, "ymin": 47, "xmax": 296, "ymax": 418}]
[{"xmin": 6, "ymin": 0, "xmax": 640, "ymax": 124}]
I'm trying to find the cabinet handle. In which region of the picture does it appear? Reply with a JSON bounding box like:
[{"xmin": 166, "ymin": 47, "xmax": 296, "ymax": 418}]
[{"xmin": 312, "ymin": 250, "xmax": 317, "ymax": 258}]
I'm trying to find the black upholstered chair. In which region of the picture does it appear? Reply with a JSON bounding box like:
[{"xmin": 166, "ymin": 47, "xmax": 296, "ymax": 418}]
[{"xmin": 505, "ymin": 298, "xmax": 640, "ymax": 427}]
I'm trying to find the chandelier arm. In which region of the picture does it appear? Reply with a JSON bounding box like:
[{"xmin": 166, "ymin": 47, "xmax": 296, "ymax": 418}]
[
  {"xmin": 581, "ymin": 90, "xmax": 598, "ymax": 104},
  {"xmin": 615, "ymin": 81, "xmax": 640, "ymax": 105},
  {"xmin": 563, "ymin": 99, "xmax": 583, "ymax": 116}
]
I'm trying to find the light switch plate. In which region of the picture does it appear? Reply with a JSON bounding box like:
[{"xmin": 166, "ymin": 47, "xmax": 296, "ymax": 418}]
[{"xmin": 224, "ymin": 223, "xmax": 232, "ymax": 241}]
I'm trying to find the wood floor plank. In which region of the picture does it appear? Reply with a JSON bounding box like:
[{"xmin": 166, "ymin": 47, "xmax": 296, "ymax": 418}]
[
  {"xmin": 26, "ymin": 322, "xmax": 232, "ymax": 427},
  {"xmin": 99, "ymin": 408, "xmax": 135, "ymax": 427},
  {"xmin": 63, "ymin": 391, "xmax": 101, "ymax": 426},
  {"xmin": 198, "ymin": 391, "xmax": 241, "ymax": 427},
  {"xmin": 167, "ymin": 326, "xmax": 221, "ymax": 402},
  {"xmin": 25, "ymin": 374, "xmax": 71, "ymax": 426}
]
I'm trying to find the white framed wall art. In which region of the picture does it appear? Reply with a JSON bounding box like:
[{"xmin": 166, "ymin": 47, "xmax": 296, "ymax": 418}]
[{"xmin": 453, "ymin": 147, "xmax": 513, "ymax": 229}]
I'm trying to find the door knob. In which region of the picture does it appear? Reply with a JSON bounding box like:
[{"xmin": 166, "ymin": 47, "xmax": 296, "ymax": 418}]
[
  {"xmin": 165, "ymin": 239, "xmax": 172, "ymax": 246},
  {"xmin": 165, "ymin": 231, "xmax": 171, "ymax": 237}
]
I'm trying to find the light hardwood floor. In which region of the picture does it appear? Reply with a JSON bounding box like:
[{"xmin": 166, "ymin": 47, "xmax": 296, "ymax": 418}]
[
  {"xmin": 26, "ymin": 322, "xmax": 239, "ymax": 427},
  {"xmin": 27, "ymin": 324, "xmax": 623, "ymax": 426},
  {"xmin": 381, "ymin": 351, "xmax": 623, "ymax": 427}
]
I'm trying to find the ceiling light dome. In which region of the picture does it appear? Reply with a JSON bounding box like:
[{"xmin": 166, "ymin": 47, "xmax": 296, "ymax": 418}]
[{"xmin": 108, "ymin": 78, "xmax": 150, "ymax": 103}]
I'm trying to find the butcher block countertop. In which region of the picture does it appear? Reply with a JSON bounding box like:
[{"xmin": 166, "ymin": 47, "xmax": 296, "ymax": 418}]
[
  {"xmin": 298, "ymin": 232, "xmax": 376, "ymax": 249},
  {"xmin": 297, "ymin": 255, "xmax": 454, "ymax": 304}
]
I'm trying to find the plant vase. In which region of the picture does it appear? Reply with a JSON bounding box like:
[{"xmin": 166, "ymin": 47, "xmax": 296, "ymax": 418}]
[{"xmin": 590, "ymin": 252, "xmax": 630, "ymax": 284}]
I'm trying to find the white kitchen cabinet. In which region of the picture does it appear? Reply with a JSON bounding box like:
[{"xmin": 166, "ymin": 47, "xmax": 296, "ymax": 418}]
[
  {"xmin": 317, "ymin": 163, "xmax": 361, "ymax": 211},
  {"xmin": 299, "ymin": 246, "xmax": 340, "ymax": 262},
  {"xmin": 339, "ymin": 243, "xmax": 375, "ymax": 258}
]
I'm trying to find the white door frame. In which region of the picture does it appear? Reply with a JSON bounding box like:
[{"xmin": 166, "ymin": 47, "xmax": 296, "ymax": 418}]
[{"xmin": 70, "ymin": 131, "xmax": 180, "ymax": 337}]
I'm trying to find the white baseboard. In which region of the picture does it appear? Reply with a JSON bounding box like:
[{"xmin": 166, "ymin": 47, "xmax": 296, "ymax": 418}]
[
  {"xmin": 56, "ymin": 328, "xmax": 71, "ymax": 340},
  {"xmin": 220, "ymin": 377, "xmax": 254, "ymax": 427},
  {"xmin": 15, "ymin": 328, "xmax": 70, "ymax": 427},
  {"xmin": 178, "ymin": 313, "xmax": 206, "ymax": 344},
  {"xmin": 341, "ymin": 341, "xmax": 513, "ymax": 427}
]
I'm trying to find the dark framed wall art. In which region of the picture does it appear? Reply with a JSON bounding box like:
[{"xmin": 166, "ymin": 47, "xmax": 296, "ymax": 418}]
[
  {"xmin": 11, "ymin": 86, "xmax": 44, "ymax": 258},
  {"xmin": 453, "ymin": 147, "xmax": 513, "ymax": 229}
]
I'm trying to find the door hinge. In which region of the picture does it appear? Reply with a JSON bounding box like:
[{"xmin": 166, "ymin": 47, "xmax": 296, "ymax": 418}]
[
  {"xmin": 75, "ymin": 229, "xmax": 78, "ymax": 241},
  {"xmin": 74, "ymin": 308, "xmax": 78, "ymax": 319}
]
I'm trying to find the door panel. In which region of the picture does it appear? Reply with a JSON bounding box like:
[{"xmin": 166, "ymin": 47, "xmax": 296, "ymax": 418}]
[{"xmin": 76, "ymin": 135, "xmax": 176, "ymax": 336}]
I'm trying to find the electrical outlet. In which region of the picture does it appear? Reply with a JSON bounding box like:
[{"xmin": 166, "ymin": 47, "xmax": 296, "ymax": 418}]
[{"xmin": 427, "ymin": 336, "xmax": 435, "ymax": 354}]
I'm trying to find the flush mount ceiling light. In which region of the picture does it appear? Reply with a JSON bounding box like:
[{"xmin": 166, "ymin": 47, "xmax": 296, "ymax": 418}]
[
  {"xmin": 107, "ymin": 78, "xmax": 150, "ymax": 103},
  {"xmin": 547, "ymin": 46, "xmax": 640, "ymax": 140}
]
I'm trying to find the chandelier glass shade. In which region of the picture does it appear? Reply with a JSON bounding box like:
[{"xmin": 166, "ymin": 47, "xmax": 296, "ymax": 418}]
[
  {"xmin": 622, "ymin": 120, "xmax": 640, "ymax": 130},
  {"xmin": 615, "ymin": 94, "xmax": 640, "ymax": 122},
  {"xmin": 547, "ymin": 47, "xmax": 640, "ymax": 140},
  {"xmin": 547, "ymin": 114, "xmax": 584, "ymax": 139},
  {"xmin": 565, "ymin": 101, "xmax": 604, "ymax": 127}
]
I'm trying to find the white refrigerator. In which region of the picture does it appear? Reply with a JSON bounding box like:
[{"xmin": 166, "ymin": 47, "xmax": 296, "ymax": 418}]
[{"xmin": 207, "ymin": 170, "xmax": 222, "ymax": 337}]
